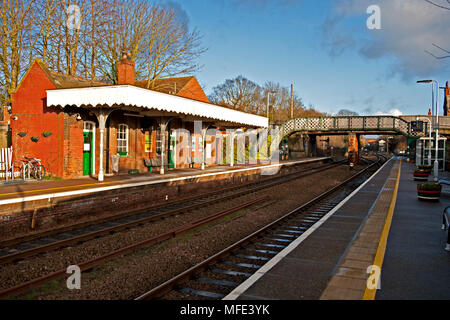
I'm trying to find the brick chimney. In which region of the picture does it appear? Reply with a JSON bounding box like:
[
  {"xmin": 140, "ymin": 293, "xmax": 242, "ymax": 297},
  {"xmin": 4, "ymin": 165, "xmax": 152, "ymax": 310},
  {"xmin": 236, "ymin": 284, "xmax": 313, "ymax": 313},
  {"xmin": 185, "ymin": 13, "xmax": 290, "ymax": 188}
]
[{"xmin": 117, "ymin": 51, "xmax": 135, "ymax": 85}]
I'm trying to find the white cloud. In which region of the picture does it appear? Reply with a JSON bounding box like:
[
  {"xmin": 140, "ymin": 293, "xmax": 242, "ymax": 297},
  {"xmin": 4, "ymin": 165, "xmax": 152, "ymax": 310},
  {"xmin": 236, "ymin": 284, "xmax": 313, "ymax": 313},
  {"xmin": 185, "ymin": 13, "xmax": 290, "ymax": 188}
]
[
  {"xmin": 375, "ymin": 108, "xmax": 403, "ymax": 116},
  {"xmin": 322, "ymin": 0, "xmax": 450, "ymax": 80}
]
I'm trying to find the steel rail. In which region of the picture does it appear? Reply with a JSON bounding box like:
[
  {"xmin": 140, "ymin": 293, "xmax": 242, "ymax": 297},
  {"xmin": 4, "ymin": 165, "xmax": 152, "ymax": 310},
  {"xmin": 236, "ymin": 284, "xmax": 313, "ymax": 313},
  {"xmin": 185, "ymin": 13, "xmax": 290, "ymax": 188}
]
[
  {"xmin": 0, "ymin": 159, "xmax": 334, "ymax": 248},
  {"xmin": 135, "ymin": 159, "xmax": 382, "ymax": 300},
  {"xmin": 0, "ymin": 161, "xmax": 344, "ymax": 265},
  {"xmin": 0, "ymin": 196, "xmax": 268, "ymax": 299}
]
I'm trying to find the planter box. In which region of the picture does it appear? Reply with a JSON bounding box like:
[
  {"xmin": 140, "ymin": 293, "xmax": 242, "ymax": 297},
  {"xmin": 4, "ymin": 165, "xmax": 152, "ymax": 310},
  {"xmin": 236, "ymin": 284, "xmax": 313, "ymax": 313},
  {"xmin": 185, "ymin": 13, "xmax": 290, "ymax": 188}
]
[
  {"xmin": 417, "ymin": 189, "xmax": 441, "ymax": 200},
  {"xmin": 413, "ymin": 171, "xmax": 430, "ymax": 181},
  {"xmin": 418, "ymin": 166, "xmax": 432, "ymax": 174},
  {"xmin": 417, "ymin": 183, "xmax": 442, "ymax": 201}
]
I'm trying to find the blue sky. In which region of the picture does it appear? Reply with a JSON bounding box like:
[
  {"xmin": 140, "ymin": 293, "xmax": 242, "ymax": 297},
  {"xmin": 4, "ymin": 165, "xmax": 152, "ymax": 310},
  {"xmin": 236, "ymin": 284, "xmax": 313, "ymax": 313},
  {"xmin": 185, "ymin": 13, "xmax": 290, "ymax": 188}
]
[{"xmin": 162, "ymin": 0, "xmax": 450, "ymax": 116}]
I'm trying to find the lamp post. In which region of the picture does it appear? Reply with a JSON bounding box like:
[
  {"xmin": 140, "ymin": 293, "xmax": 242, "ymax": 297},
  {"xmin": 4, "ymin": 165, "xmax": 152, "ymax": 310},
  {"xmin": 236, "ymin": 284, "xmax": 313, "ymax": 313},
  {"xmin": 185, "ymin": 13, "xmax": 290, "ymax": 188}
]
[
  {"xmin": 417, "ymin": 80, "xmax": 440, "ymax": 181},
  {"xmin": 416, "ymin": 116, "xmax": 432, "ymax": 165}
]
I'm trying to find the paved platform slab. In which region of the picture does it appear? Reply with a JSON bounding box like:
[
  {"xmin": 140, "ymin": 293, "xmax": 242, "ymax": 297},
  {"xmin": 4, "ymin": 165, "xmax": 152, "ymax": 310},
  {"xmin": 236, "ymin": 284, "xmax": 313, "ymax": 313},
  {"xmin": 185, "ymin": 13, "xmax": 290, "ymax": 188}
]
[
  {"xmin": 226, "ymin": 158, "xmax": 450, "ymax": 300},
  {"xmin": 225, "ymin": 158, "xmax": 396, "ymax": 300},
  {"xmin": 376, "ymin": 161, "xmax": 450, "ymax": 300}
]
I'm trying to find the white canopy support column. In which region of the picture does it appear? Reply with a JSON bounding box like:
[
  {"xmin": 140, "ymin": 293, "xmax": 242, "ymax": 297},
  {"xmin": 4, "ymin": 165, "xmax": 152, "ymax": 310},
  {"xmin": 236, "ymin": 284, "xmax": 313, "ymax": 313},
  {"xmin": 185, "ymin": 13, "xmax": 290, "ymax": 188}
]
[
  {"xmin": 201, "ymin": 124, "xmax": 214, "ymax": 171},
  {"xmin": 93, "ymin": 109, "xmax": 113, "ymax": 182},
  {"xmin": 202, "ymin": 127, "xmax": 207, "ymax": 170},
  {"xmin": 160, "ymin": 121, "xmax": 167, "ymax": 175},
  {"xmin": 226, "ymin": 130, "xmax": 236, "ymax": 167}
]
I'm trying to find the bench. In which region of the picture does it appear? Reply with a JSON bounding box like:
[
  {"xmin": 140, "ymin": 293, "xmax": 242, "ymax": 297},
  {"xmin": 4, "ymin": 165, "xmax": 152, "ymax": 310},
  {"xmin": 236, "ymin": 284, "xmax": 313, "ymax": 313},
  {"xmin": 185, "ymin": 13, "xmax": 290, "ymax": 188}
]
[
  {"xmin": 144, "ymin": 158, "xmax": 167, "ymax": 172},
  {"xmin": 443, "ymin": 207, "xmax": 450, "ymax": 252},
  {"xmin": 439, "ymin": 179, "xmax": 450, "ymax": 186}
]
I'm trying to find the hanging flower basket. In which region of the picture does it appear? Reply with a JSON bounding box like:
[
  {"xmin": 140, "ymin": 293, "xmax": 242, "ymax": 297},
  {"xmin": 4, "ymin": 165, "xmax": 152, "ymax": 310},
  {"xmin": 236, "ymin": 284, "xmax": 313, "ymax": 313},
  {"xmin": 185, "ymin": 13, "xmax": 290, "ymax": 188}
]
[
  {"xmin": 413, "ymin": 169, "xmax": 430, "ymax": 181},
  {"xmin": 42, "ymin": 131, "xmax": 53, "ymax": 138},
  {"xmin": 18, "ymin": 132, "xmax": 27, "ymax": 137},
  {"xmin": 31, "ymin": 136, "xmax": 39, "ymax": 143},
  {"xmin": 417, "ymin": 182, "xmax": 442, "ymax": 201}
]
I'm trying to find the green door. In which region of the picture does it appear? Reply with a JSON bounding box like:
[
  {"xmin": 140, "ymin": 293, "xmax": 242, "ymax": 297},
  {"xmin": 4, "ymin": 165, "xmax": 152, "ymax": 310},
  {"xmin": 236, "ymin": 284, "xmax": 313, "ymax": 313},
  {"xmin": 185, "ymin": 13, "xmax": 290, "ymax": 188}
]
[
  {"xmin": 169, "ymin": 135, "xmax": 176, "ymax": 169},
  {"xmin": 83, "ymin": 132, "xmax": 93, "ymax": 175}
]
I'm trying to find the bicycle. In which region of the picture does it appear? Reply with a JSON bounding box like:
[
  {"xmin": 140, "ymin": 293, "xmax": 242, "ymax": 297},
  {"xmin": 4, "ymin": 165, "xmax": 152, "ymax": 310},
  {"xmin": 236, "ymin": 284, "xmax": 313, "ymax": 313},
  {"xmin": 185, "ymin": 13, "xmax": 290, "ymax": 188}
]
[{"xmin": 22, "ymin": 156, "xmax": 46, "ymax": 181}]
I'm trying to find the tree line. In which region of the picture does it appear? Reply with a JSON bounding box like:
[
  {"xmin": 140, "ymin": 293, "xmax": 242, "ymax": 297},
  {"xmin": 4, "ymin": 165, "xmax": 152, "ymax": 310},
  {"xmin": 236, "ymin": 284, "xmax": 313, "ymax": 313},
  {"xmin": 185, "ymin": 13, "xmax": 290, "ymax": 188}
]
[
  {"xmin": 0, "ymin": 0, "xmax": 205, "ymax": 105},
  {"xmin": 208, "ymin": 75, "xmax": 324, "ymax": 122}
]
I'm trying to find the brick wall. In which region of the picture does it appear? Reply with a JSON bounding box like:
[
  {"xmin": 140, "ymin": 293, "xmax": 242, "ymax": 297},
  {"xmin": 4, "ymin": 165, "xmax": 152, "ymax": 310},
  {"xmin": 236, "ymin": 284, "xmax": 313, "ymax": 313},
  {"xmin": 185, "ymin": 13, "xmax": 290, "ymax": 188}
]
[{"xmin": 10, "ymin": 62, "xmax": 65, "ymax": 177}]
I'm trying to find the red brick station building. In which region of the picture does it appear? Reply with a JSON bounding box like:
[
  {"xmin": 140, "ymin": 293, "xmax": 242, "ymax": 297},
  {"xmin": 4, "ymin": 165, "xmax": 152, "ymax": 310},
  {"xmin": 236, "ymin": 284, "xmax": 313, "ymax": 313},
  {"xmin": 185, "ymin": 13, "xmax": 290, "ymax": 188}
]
[{"xmin": 10, "ymin": 56, "xmax": 267, "ymax": 180}]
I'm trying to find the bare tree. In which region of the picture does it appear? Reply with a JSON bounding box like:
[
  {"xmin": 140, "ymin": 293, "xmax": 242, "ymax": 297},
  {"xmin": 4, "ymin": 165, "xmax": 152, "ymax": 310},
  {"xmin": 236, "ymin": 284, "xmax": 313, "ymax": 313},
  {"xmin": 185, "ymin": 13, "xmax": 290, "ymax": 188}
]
[
  {"xmin": 209, "ymin": 75, "xmax": 313, "ymax": 121},
  {"xmin": 424, "ymin": 0, "xmax": 450, "ymax": 59},
  {"xmin": 143, "ymin": 7, "xmax": 205, "ymax": 89},
  {"xmin": 424, "ymin": 0, "xmax": 450, "ymax": 10},
  {"xmin": 0, "ymin": 0, "xmax": 206, "ymax": 98},
  {"xmin": 0, "ymin": 0, "xmax": 35, "ymax": 105},
  {"xmin": 208, "ymin": 76, "xmax": 262, "ymax": 114},
  {"xmin": 96, "ymin": 0, "xmax": 205, "ymax": 85}
]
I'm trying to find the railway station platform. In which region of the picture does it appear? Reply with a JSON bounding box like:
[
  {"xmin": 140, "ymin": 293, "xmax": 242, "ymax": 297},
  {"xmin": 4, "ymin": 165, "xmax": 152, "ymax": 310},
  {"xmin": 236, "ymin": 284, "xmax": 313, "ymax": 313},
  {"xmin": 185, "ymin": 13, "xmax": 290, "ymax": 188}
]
[
  {"xmin": 225, "ymin": 158, "xmax": 450, "ymax": 300},
  {"xmin": 0, "ymin": 158, "xmax": 329, "ymax": 205},
  {"xmin": 0, "ymin": 157, "xmax": 331, "ymax": 235}
]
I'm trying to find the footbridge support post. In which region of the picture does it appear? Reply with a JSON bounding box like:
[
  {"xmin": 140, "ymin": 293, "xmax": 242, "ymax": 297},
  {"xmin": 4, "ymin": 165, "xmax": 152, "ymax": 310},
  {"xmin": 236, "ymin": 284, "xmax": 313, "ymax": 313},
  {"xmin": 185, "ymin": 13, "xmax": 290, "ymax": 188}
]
[
  {"xmin": 307, "ymin": 134, "xmax": 317, "ymax": 158},
  {"xmin": 348, "ymin": 133, "xmax": 360, "ymax": 164}
]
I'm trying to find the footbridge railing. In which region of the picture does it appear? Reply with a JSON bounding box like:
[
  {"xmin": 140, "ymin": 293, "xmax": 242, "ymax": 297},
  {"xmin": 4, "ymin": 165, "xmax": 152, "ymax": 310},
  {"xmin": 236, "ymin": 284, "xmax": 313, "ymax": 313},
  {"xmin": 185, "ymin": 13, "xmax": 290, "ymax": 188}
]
[{"xmin": 281, "ymin": 116, "xmax": 412, "ymax": 138}]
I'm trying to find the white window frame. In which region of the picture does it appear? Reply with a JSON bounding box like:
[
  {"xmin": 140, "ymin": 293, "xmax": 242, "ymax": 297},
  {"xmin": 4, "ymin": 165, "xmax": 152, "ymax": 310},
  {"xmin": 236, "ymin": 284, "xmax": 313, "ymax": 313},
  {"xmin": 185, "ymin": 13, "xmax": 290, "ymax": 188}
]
[
  {"xmin": 117, "ymin": 123, "xmax": 129, "ymax": 155},
  {"xmin": 156, "ymin": 129, "xmax": 162, "ymax": 155},
  {"xmin": 83, "ymin": 121, "xmax": 96, "ymax": 175}
]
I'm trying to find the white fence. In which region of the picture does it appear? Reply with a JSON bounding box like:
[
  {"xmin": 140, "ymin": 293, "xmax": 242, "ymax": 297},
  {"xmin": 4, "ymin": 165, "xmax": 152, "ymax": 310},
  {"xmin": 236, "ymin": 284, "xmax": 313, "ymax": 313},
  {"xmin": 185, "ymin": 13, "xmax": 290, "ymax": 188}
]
[
  {"xmin": 0, "ymin": 147, "xmax": 22, "ymax": 180},
  {"xmin": 0, "ymin": 147, "xmax": 12, "ymax": 179}
]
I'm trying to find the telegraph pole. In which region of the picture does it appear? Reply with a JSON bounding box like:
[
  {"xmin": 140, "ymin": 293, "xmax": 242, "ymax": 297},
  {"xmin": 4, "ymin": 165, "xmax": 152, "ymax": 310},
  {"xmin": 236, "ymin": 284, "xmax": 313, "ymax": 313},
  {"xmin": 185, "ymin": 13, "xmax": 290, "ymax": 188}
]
[{"xmin": 290, "ymin": 84, "xmax": 294, "ymax": 119}]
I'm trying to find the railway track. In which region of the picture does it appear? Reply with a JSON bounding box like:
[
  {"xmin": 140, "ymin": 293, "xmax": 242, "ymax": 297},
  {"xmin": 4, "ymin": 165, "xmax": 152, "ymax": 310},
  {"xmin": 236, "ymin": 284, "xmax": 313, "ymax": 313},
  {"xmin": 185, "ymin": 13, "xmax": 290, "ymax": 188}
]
[
  {"xmin": 0, "ymin": 159, "xmax": 361, "ymax": 299},
  {"xmin": 0, "ymin": 196, "xmax": 272, "ymax": 299},
  {"xmin": 135, "ymin": 158, "xmax": 385, "ymax": 300},
  {"xmin": 0, "ymin": 160, "xmax": 343, "ymax": 266}
]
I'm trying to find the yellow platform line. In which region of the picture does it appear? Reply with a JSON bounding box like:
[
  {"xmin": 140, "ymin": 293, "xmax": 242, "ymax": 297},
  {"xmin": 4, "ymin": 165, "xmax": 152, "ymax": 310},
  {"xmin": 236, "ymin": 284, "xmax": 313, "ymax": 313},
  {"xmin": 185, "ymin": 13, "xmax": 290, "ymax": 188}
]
[
  {"xmin": 0, "ymin": 181, "xmax": 115, "ymax": 198},
  {"xmin": 362, "ymin": 160, "xmax": 402, "ymax": 300}
]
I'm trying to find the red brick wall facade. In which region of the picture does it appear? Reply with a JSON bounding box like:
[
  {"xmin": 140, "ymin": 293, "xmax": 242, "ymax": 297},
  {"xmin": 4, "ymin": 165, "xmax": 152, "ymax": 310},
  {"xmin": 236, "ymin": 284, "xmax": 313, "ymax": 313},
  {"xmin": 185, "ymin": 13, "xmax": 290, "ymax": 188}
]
[
  {"xmin": 11, "ymin": 61, "xmax": 223, "ymax": 179},
  {"xmin": 11, "ymin": 62, "xmax": 65, "ymax": 178},
  {"xmin": 178, "ymin": 77, "xmax": 210, "ymax": 103}
]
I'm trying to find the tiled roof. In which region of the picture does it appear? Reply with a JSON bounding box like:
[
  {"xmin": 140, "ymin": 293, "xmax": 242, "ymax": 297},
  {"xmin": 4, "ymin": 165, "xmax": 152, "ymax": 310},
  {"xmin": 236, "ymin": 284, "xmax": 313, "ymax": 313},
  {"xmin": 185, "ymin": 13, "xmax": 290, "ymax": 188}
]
[
  {"xmin": 34, "ymin": 60, "xmax": 209, "ymax": 103},
  {"xmin": 134, "ymin": 77, "xmax": 194, "ymax": 94},
  {"xmin": 36, "ymin": 60, "xmax": 107, "ymax": 89}
]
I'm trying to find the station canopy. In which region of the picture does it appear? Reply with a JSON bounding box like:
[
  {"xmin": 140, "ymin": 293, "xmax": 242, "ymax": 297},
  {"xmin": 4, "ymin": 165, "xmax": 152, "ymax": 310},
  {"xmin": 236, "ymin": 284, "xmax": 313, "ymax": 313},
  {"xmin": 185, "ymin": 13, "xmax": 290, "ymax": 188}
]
[{"xmin": 46, "ymin": 85, "xmax": 268, "ymax": 128}]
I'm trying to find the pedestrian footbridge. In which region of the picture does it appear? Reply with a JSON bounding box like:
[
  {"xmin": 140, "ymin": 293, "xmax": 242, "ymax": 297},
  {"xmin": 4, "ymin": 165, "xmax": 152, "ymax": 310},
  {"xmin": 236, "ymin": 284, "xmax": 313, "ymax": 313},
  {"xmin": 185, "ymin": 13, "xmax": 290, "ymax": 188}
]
[{"xmin": 280, "ymin": 116, "xmax": 418, "ymax": 138}]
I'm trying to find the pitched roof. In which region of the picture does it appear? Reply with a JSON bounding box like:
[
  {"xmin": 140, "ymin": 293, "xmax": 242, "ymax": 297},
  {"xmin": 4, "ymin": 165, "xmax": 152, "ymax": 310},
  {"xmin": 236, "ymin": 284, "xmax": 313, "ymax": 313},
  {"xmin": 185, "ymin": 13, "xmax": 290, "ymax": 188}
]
[
  {"xmin": 134, "ymin": 76, "xmax": 210, "ymax": 103},
  {"xmin": 35, "ymin": 60, "xmax": 107, "ymax": 89},
  {"xmin": 31, "ymin": 60, "xmax": 210, "ymax": 103},
  {"xmin": 134, "ymin": 77, "xmax": 194, "ymax": 94}
]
